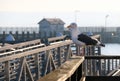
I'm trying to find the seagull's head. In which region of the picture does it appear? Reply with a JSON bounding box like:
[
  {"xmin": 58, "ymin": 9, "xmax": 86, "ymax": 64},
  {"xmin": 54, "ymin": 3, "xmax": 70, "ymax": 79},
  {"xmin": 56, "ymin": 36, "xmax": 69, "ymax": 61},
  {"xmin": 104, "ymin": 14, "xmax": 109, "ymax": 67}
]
[{"xmin": 67, "ymin": 23, "xmax": 77, "ymax": 32}]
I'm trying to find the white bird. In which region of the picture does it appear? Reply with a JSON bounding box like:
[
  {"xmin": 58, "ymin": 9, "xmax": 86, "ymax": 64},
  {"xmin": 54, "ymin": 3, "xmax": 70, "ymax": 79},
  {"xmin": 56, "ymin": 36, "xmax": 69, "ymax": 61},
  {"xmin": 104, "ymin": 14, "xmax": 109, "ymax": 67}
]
[{"xmin": 67, "ymin": 23, "xmax": 105, "ymax": 47}]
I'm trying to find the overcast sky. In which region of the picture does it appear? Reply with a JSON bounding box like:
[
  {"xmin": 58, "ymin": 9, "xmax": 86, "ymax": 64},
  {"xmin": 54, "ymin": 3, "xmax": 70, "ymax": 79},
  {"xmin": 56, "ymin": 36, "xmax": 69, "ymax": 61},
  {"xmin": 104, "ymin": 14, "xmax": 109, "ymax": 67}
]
[{"xmin": 0, "ymin": 0, "xmax": 120, "ymax": 27}]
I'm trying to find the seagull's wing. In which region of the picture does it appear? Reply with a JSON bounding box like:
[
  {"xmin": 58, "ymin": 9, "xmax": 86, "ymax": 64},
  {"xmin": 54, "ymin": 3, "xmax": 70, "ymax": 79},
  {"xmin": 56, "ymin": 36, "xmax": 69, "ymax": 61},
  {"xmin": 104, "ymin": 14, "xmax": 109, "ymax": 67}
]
[{"xmin": 77, "ymin": 33, "xmax": 97, "ymax": 45}]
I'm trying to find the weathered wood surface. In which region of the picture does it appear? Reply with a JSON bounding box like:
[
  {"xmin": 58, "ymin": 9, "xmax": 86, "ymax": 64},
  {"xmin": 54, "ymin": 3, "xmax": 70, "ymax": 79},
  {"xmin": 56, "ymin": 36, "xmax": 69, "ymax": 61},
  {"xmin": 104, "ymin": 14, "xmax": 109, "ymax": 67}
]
[
  {"xmin": 85, "ymin": 55, "xmax": 120, "ymax": 76},
  {"xmin": 48, "ymin": 35, "xmax": 66, "ymax": 42},
  {"xmin": 0, "ymin": 39, "xmax": 41, "ymax": 52},
  {"xmin": 0, "ymin": 40, "xmax": 72, "ymax": 62},
  {"xmin": 80, "ymin": 77, "xmax": 86, "ymax": 81},
  {"xmin": 0, "ymin": 39, "xmax": 74, "ymax": 81},
  {"xmin": 107, "ymin": 65, "xmax": 120, "ymax": 76},
  {"xmin": 38, "ymin": 56, "xmax": 84, "ymax": 81},
  {"xmin": 0, "ymin": 35, "xmax": 107, "ymax": 81},
  {"xmin": 0, "ymin": 39, "xmax": 43, "ymax": 57},
  {"xmin": 0, "ymin": 44, "xmax": 45, "ymax": 56}
]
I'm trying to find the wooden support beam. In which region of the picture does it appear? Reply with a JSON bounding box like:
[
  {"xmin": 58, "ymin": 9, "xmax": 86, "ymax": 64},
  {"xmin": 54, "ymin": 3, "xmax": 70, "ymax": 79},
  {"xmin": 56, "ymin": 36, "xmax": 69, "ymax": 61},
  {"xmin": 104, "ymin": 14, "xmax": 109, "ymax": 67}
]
[
  {"xmin": 35, "ymin": 53, "xmax": 40, "ymax": 80},
  {"xmin": 49, "ymin": 52, "xmax": 56, "ymax": 70},
  {"xmin": 80, "ymin": 77, "xmax": 86, "ymax": 81},
  {"xmin": 5, "ymin": 61, "xmax": 10, "ymax": 81},
  {"xmin": 17, "ymin": 57, "xmax": 25, "ymax": 81},
  {"xmin": 57, "ymin": 47, "xmax": 61, "ymax": 66},
  {"xmin": 23, "ymin": 60, "xmax": 26, "ymax": 81},
  {"xmin": 43, "ymin": 50, "xmax": 56, "ymax": 76},
  {"xmin": 64, "ymin": 45, "xmax": 72, "ymax": 61},
  {"xmin": 25, "ymin": 60, "xmax": 34, "ymax": 81}
]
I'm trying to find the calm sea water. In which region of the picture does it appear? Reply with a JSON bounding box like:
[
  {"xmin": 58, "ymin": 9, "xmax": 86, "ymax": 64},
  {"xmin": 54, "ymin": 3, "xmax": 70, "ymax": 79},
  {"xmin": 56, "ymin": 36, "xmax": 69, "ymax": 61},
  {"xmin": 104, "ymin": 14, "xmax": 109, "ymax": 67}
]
[{"xmin": 101, "ymin": 43, "xmax": 120, "ymax": 56}]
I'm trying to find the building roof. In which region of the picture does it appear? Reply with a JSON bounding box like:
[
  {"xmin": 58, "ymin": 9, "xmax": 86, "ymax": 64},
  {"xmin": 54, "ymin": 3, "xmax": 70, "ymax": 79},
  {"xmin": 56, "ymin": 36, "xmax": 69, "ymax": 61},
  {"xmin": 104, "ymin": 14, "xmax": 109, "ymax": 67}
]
[
  {"xmin": 5, "ymin": 34, "xmax": 15, "ymax": 41},
  {"xmin": 38, "ymin": 18, "xmax": 65, "ymax": 25}
]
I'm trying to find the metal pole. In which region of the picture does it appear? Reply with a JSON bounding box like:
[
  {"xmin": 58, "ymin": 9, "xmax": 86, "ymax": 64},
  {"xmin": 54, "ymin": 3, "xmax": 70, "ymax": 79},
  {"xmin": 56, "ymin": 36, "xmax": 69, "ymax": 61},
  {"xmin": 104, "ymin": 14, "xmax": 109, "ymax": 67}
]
[
  {"xmin": 74, "ymin": 10, "xmax": 80, "ymax": 24},
  {"xmin": 105, "ymin": 14, "xmax": 109, "ymax": 27}
]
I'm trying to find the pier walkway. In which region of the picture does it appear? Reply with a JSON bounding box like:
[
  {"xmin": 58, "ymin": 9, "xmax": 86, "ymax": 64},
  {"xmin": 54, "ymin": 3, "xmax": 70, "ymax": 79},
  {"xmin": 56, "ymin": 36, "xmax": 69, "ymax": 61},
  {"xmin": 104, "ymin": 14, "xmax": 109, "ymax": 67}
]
[{"xmin": 0, "ymin": 35, "xmax": 120, "ymax": 81}]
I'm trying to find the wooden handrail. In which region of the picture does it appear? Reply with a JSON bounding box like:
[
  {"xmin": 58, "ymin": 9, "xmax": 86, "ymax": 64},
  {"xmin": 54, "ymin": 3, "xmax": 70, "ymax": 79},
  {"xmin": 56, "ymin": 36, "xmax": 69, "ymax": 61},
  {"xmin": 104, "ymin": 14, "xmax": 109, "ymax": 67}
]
[
  {"xmin": 38, "ymin": 56, "xmax": 84, "ymax": 81},
  {"xmin": 48, "ymin": 35, "xmax": 66, "ymax": 42},
  {"xmin": 0, "ymin": 39, "xmax": 41, "ymax": 52},
  {"xmin": 0, "ymin": 40, "xmax": 72, "ymax": 62}
]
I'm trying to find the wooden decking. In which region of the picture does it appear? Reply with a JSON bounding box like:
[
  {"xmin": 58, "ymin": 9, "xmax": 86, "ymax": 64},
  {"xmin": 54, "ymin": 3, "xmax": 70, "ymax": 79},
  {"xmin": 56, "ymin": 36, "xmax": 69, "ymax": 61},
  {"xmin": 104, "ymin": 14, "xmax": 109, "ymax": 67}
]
[{"xmin": 38, "ymin": 56, "xmax": 84, "ymax": 81}]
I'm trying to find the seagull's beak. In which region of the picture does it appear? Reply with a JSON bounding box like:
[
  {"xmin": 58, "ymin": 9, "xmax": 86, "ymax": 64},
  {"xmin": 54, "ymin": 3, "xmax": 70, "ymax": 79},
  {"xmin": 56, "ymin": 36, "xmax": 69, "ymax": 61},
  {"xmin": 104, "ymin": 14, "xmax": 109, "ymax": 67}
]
[{"xmin": 67, "ymin": 25, "xmax": 71, "ymax": 28}]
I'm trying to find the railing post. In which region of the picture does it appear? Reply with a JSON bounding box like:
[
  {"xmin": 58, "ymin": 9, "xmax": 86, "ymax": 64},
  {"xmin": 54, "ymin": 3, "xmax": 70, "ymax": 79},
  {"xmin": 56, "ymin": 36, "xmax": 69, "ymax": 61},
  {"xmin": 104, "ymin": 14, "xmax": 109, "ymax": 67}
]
[
  {"xmin": 27, "ymin": 31, "xmax": 30, "ymax": 41},
  {"xmin": 22, "ymin": 31, "xmax": 25, "ymax": 41},
  {"xmin": 23, "ymin": 60, "xmax": 27, "ymax": 81},
  {"xmin": 76, "ymin": 45, "xmax": 80, "ymax": 56},
  {"xmin": 35, "ymin": 53, "xmax": 40, "ymax": 80},
  {"xmin": 108, "ymin": 59, "xmax": 110, "ymax": 74},
  {"xmin": 15, "ymin": 31, "xmax": 19, "ymax": 42},
  {"xmin": 39, "ymin": 31, "xmax": 41, "ymax": 39},
  {"xmin": 71, "ymin": 65, "xmax": 82, "ymax": 81},
  {"xmin": 77, "ymin": 63, "xmax": 83, "ymax": 81},
  {"xmin": 65, "ymin": 45, "xmax": 72, "ymax": 61},
  {"xmin": 33, "ymin": 31, "xmax": 36, "ymax": 40},
  {"xmin": 57, "ymin": 47, "xmax": 61, "ymax": 66},
  {"xmin": 5, "ymin": 61, "xmax": 10, "ymax": 81},
  {"xmin": 2, "ymin": 31, "xmax": 5, "ymax": 46}
]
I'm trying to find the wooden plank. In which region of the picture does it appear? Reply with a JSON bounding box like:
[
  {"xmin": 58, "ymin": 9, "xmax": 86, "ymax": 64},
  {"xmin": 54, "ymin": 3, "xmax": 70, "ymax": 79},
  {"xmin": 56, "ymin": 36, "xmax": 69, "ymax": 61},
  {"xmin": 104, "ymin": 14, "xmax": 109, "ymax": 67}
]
[
  {"xmin": 107, "ymin": 65, "xmax": 120, "ymax": 76},
  {"xmin": 35, "ymin": 53, "xmax": 40, "ymax": 79},
  {"xmin": 57, "ymin": 47, "xmax": 61, "ymax": 66},
  {"xmin": 0, "ymin": 44, "xmax": 45, "ymax": 56},
  {"xmin": 43, "ymin": 50, "xmax": 51, "ymax": 75},
  {"xmin": 17, "ymin": 57, "xmax": 25, "ymax": 81},
  {"xmin": 64, "ymin": 45, "xmax": 72, "ymax": 61},
  {"xmin": 112, "ymin": 69, "xmax": 120, "ymax": 76},
  {"xmin": 25, "ymin": 61, "xmax": 34, "ymax": 81},
  {"xmin": 38, "ymin": 56, "xmax": 84, "ymax": 81},
  {"xmin": 48, "ymin": 35, "xmax": 66, "ymax": 42},
  {"xmin": 0, "ymin": 39, "xmax": 41, "ymax": 52},
  {"xmin": 0, "ymin": 40, "xmax": 73, "ymax": 62},
  {"xmin": 80, "ymin": 77, "xmax": 86, "ymax": 81},
  {"xmin": 5, "ymin": 61, "xmax": 10, "ymax": 81}
]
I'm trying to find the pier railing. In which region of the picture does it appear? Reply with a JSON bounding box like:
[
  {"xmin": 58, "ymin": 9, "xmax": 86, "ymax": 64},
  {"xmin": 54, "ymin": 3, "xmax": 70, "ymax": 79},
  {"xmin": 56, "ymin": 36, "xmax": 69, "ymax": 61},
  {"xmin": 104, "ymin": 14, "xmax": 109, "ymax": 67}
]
[
  {"xmin": 0, "ymin": 38, "xmax": 78, "ymax": 81},
  {"xmin": 0, "ymin": 35, "xmax": 120, "ymax": 81},
  {"xmin": 84, "ymin": 55, "xmax": 120, "ymax": 76},
  {"xmin": 0, "ymin": 39, "xmax": 44, "ymax": 57},
  {"xmin": 75, "ymin": 35, "xmax": 120, "ymax": 76}
]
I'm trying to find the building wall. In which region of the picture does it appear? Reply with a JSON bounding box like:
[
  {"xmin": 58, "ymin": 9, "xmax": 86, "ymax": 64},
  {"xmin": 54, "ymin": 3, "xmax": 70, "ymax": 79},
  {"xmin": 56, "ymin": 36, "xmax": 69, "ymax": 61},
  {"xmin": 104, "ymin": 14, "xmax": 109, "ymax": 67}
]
[
  {"xmin": 39, "ymin": 20, "xmax": 50, "ymax": 32},
  {"xmin": 50, "ymin": 24, "xmax": 64, "ymax": 33},
  {"xmin": 39, "ymin": 19, "xmax": 64, "ymax": 37}
]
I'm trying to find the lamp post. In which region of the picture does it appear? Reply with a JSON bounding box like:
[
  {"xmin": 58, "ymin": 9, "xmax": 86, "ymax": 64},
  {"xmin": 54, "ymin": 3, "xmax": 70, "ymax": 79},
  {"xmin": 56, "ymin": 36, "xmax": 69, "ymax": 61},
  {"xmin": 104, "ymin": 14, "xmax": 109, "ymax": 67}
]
[
  {"xmin": 74, "ymin": 10, "xmax": 80, "ymax": 24},
  {"xmin": 104, "ymin": 14, "xmax": 109, "ymax": 32},
  {"xmin": 105, "ymin": 14, "xmax": 109, "ymax": 27}
]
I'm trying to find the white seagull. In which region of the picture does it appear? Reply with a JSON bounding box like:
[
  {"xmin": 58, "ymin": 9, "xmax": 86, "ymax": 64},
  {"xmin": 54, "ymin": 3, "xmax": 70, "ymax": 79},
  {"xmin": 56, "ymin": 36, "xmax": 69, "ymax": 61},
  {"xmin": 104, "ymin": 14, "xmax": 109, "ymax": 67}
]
[{"xmin": 67, "ymin": 23, "xmax": 105, "ymax": 47}]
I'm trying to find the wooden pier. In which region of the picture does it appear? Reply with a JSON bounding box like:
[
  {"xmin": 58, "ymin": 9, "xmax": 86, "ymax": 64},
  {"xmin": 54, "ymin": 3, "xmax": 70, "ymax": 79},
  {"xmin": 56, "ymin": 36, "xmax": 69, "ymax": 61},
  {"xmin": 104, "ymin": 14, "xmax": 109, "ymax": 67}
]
[{"xmin": 0, "ymin": 35, "xmax": 120, "ymax": 81}]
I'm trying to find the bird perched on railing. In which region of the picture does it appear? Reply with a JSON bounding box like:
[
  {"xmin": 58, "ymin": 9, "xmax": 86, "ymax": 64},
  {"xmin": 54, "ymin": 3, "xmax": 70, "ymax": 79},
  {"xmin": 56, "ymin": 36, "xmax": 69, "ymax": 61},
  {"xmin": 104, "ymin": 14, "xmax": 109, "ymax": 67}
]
[{"xmin": 67, "ymin": 23, "xmax": 105, "ymax": 47}]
